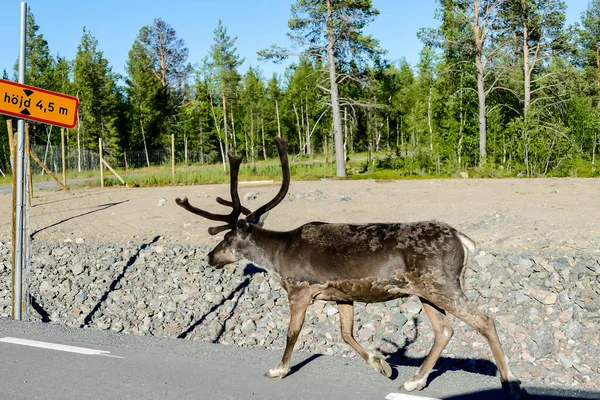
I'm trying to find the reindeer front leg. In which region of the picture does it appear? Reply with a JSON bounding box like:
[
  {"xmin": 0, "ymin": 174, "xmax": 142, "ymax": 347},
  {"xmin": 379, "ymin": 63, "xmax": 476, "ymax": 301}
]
[
  {"xmin": 337, "ymin": 301, "xmax": 392, "ymax": 377},
  {"xmin": 265, "ymin": 287, "xmax": 313, "ymax": 378}
]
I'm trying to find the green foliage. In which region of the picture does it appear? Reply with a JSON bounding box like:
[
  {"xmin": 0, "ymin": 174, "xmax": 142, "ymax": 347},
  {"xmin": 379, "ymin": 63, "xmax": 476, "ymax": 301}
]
[
  {"xmin": 73, "ymin": 28, "xmax": 124, "ymax": 154},
  {"xmin": 125, "ymin": 39, "xmax": 170, "ymax": 151},
  {"xmin": 4, "ymin": 2, "xmax": 600, "ymax": 180}
]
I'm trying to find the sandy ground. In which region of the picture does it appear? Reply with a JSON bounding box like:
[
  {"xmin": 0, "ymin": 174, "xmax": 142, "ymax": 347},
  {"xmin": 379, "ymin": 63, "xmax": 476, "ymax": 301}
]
[{"xmin": 1, "ymin": 178, "xmax": 599, "ymax": 254}]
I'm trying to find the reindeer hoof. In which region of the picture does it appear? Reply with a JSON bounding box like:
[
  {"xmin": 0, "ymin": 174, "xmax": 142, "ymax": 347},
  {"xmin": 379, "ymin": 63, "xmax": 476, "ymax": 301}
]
[
  {"xmin": 368, "ymin": 354, "xmax": 392, "ymax": 378},
  {"xmin": 264, "ymin": 366, "xmax": 290, "ymax": 379},
  {"xmin": 502, "ymin": 379, "xmax": 524, "ymax": 399},
  {"xmin": 403, "ymin": 376, "xmax": 427, "ymax": 392}
]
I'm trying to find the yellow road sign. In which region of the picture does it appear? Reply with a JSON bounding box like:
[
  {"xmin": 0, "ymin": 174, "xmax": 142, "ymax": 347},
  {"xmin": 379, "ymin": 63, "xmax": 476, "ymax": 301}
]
[{"xmin": 0, "ymin": 79, "xmax": 79, "ymax": 129}]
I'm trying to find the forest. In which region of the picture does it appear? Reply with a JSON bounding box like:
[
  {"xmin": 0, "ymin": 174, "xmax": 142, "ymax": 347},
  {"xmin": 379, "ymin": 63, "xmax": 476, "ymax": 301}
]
[{"xmin": 1, "ymin": 0, "xmax": 599, "ymax": 179}]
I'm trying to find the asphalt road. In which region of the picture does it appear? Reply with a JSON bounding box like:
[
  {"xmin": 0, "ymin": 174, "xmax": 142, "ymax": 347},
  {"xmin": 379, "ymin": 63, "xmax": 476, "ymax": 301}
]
[{"xmin": 0, "ymin": 318, "xmax": 598, "ymax": 400}]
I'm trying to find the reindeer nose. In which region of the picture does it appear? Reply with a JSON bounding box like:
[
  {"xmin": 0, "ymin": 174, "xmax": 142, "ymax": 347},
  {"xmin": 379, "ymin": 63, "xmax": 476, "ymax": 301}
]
[{"xmin": 206, "ymin": 251, "xmax": 217, "ymax": 267}]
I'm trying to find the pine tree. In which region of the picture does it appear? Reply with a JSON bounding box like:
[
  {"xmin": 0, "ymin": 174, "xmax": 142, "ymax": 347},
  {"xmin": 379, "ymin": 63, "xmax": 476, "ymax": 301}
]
[
  {"xmin": 125, "ymin": 39, "xmax": 168, "ymax": 164},
  {"xmin": 427, "ymin": 0, "xmax": 508, "ymax": 165},
  {"xmin": 239, "ymin": 67, "xmax": 266, "ymax": 165},
  {"xmin": 73, "ymin": 28, "xmax": 121, "ymax": 167},
  {"xmin": 208, "ymin": 20, "xmax": 244, "ymax": 157},
  {"xmin": 137, "ymin": 18, "xmax": 191, "ymax": 92},
  {"xmin": 499, "ymin": 0, "xmax": 567, "ymax": 113},
  {"xmin": 580, "ymin": 0, "xmax": 600, "ymax": 108},
  {"xmin": 266, "ymin": 74, "xmax": 284, "ymax": 154},
  {"xmin": 260, "ymin": 0, "xmax": 384, "ymax": 177},
  {"xmin": 134, "ymin": 18, "xmax": 191, "ymax": 157},
  {"xmin": 13, "ymin": 8, "xmax": 55, "ymax": 90},
  {"xmin": 282, "ymin": 58, "xmax": 326, "ymax": 157}
]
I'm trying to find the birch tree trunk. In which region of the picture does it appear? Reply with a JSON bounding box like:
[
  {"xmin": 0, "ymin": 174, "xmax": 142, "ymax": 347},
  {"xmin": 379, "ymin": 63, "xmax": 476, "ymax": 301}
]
[
  {"xmin": 305, "ymin": 103, "xmax": 312, "ymax": 157},
  {"xmin": 209, "ymin": 92, "xmax": 227, "ymax": 171},
  {"xmin": 427, "ymin": 87, "xmax": 433, "ymax": 152},
  {"xmin": 473, "ymin": 0, "xmax": 487, "ymax": 164},
  {"xmin": 476, "ymin": 52, "xmax": 487, "ymax": 163},
  {"xmin": 293, "ymin": 103, "xmax": 303, "ymax": 154},
  {"xmin": 231, "ymin": 110, "xmax": 237, "ymax": 151},
  {"xmin": 597, "ymin": 46, "xmax": 600, "ymax": 109},
  {"xmin": 222, "ymin": 93, "xmax": 229, "ymax": 155},
  {"xmin": 77, "ymin": 116, "xmax": 82, "ymax": 172},
  {"xmin": 344, "ymin": 108, "xmax": 348, "ymax": 155},
  {"xmin": 523, "ymin": 22, "xmax": 531, "ymax": 114},
  {"xmin": 275, "ymin": 100, "xmax": 282, "ymax": 138},
  {"xmin": 326, "ymin": 0, "xmax": 346, "ymax": 177},
  {"xmin": 250, "ymin": 113, "xmax": 255, "ymax": 170},
  {"xmin": 261, "ymin": 118, "xmax": 267, "ymax": 160},
  {"xmin": 199, "ymin": 116, "xmax": 205, "ymax": 164}
]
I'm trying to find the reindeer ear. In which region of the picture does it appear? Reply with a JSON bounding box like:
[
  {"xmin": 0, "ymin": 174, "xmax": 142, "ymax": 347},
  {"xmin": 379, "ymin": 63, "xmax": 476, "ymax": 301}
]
[
  {"xmin": 256, "ymin": 212, "xmax": 269, "ymax": 227},
  {"xmin": 246, "ymin": 211, "xmax": 269, "ymax": 227}
]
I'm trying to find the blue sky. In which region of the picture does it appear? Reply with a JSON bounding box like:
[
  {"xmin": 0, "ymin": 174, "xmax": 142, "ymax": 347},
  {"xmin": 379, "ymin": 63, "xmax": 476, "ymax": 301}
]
[{"xmin": 0, "ymin": 0, "xmax": 590, "ymax": 85}]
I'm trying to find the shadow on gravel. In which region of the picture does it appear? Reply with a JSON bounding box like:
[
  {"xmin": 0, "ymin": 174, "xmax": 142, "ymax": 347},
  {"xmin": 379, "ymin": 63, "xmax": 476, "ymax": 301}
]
[
  {"xmin": 30, "ymin": 200, "xmax": 129, "ymax": 240},
  {"xmin": 440, "ymin": 386, "xmax": 600, "ymax": 399},
  {"xmin": 30, "ymin": 190, "xmax": 99, "ymax": 208},
  {"xmin": 178, "ymin": 263, "xmax": 265, "ymax": 341},
  {"xmin": 381, "ymin": 317, "xmax": 498, "ymax": 383},
  {"xmin": 28, "ymin": 295, "xmax": 51, "ymax": 322},
  {"xmin": 81, "ymin": 235, "xmax": 160, "ymax": 328}
]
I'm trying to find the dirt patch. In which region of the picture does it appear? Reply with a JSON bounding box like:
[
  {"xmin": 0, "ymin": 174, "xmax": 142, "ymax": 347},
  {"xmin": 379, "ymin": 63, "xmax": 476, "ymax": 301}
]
[{"xmin": 1, "ymin": 178, "xmax": 599, "ymax": 254}]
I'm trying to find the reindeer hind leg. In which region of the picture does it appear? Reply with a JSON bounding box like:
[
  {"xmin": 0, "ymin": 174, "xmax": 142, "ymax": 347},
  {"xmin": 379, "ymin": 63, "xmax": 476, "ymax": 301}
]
[
  {"xmin": 403, "ymin": 298, "xmax": 453, "ymax": 392},
  {"xmin": 441, "ymin": 294, "xmax": 522, "ymax": 399}
]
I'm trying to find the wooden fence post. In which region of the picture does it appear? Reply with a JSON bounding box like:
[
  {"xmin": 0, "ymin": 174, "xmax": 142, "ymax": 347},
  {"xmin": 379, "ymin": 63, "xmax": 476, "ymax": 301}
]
[
  {"xmin": 7, "ymin": 120, "xmax": 15, "ymax": 173},
  {"xmin": 171, "ymin": 133, "xmax": 175, "ymax": 178},
  {"xmin": 99, "ymin": 138, "xmax": 104, "ymax": 189},
  {"xmin": 25, "ymin": 124, "xmax": 32, "ymax": 202},
  {"xmin": 98, "ymin": 138, "xmax": 126, "ymax": 187}
]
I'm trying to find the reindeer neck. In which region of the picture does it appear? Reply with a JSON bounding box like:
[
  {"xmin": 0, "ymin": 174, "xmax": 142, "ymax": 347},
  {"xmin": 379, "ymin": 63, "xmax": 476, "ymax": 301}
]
[{"xmin": 241, "ymin": 225, "xmax": 289, "ymax": 273}]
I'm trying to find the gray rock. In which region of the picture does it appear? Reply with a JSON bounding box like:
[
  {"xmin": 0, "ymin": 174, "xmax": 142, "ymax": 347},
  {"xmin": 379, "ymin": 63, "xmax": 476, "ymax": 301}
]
[
  {"xmin": 71, "ymin": 263, "xmax": 85, "ymax": 276},
  {"xmin": 532, "ymin": 334, "xmax": 554, "ymax": 358},
  {"xmin": 391, "ymin": 313, "xmax": 408, "ymax": 327},
  {"xmin": 241, "ymin": 319, "xmax": 256, "ymax": 335},
  {"xmin": 525, "ymin": 288, "xmax": 557, "ymax": 305},
  {"xmin": 244, "ymin": 190, "xmax": 260, "ymax": 201},
  {"xmin": 475, "ymin": 252, "xmax": 496, "ymax": 269},
  {"xmin": 400, "ymin": 299, "xmax": 422, "ymax": 315},
  {"xmin": 39, "ymin": 281, "xmax": 53, "ymax": 296},
  {"xmin": 515, "ymin": 258, "xmax": 534, "ymax": 277}
]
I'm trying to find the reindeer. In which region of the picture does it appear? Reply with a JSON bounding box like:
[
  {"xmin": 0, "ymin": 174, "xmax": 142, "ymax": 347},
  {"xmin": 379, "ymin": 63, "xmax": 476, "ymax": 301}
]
[{"xmin": 176, "ymin": 137, "xmax": 522, "ymax": 398}]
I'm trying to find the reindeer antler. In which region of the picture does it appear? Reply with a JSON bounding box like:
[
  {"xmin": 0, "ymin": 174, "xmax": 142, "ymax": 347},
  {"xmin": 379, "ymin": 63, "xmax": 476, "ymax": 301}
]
[
  {"xmin": 176, "ymin": 136, "xmax": 290, "ymax": 233},
  {"xmin": 175, "ymin": 152, "xmax": 246, "ymax": 235},
  {"xmin": 246, "ymin": 136, "xmax": 290, "ymax": 224}
]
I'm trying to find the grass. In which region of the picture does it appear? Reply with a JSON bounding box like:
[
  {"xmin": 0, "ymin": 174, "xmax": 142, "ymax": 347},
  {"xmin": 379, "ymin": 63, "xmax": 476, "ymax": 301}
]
[
  {"xmin": 0, "ymin": 167, "xmax": 96, "ymax": 186},
  {"xmin": 3, "ymin": 151, "xmax": 598, "ymax": 190}
]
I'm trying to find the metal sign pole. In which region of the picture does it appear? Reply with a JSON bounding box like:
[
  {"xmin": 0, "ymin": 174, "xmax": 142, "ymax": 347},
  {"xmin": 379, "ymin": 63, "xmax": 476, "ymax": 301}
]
[{"xmin": 13, "ymin": 2, "xmax": 27, "ymax": 321}]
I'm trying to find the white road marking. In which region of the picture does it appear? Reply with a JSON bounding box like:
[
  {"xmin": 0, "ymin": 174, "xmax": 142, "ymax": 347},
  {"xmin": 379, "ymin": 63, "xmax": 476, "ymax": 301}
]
[
  {"xmin": 385, "ymin": 393, "xmax": 441, "ymax": 400},
  {"xmin": 0, "ymin": 337, "xmax": 124, "ymax": 358}
]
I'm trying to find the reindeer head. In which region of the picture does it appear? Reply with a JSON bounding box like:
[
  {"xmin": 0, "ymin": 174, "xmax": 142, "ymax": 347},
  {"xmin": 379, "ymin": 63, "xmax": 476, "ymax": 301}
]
[{"xmin": 176, "ymin": 137, "xmax": 290, "ymax": 268}]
